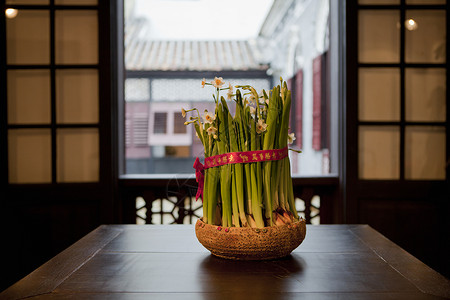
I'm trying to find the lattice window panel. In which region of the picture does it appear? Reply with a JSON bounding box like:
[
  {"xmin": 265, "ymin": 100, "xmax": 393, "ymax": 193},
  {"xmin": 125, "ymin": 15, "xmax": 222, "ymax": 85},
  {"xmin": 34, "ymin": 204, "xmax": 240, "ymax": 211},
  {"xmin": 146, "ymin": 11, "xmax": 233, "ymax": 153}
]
[
  {"xmin": 136, "ymin": 195, "xmax": 320, "ymax": 225},
  {"xmin": 136, "ymin": 196, "xmax": 202, "ymax": 225},
  {"xmin": 310, "ymin": 196, "xmax": 321, "ymax": 225}
]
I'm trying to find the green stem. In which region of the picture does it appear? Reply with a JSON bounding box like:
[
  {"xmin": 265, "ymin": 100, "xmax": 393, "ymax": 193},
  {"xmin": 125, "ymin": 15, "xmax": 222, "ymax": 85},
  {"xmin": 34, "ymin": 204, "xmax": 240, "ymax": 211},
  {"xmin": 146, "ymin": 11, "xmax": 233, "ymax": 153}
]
[
  {"xmin": 227, "ymin": 112, "xmax": 247, "ymax": 227},
  {"xmin": 285, "ymin": 158, "xmax": 299, "ymax": 219},
  {"xmin": 207, "ymin": 145, "xmax": 219, "ymax": 225},
  {"xmin": 235, "ymin": 103, "xmax": 252, "ymax": 215},
  {"xmin": 231, "ymin": 167, "xmax": 240, "ymax": 227},
  {"xmin": 203, "ymin": 168, "xmax": 208, "ymax": 223},
  {"xmin": 250, "ymin": 119, "xmax": 265, "ymax": 228}
]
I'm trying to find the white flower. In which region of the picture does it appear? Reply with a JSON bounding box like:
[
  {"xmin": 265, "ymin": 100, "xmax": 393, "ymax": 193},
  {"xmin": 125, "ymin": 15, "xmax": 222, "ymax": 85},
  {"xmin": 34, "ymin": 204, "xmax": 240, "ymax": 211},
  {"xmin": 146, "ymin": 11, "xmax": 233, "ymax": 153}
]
[
  {"xmin": 207, "ymin": 126, "xmax": 217, "ymax": 136},
  {"xmin": 265, "ymin": 99, "xmax": 270, "ymax": 105},
  {"xmin": 256, "ymin": 119, "xmax": 267, "ymax": 134},
  {"xmin": 226, "ymin": 83, "xmax": 233, "ymax": 100},
  {"xmin": 211, "ymin": 77, "xmax": 225, "ymax": 88},
  {"xmin": 249, "ymin": 106, "xmax": 256, "ymax": 115},
  {"xmin": 202, "ymin": 111, "xmax": 215, "ymax": 124},
  {"xmin": 288, "ymin": 132, "xmax": 296, "ymax": 144},
  {"xmin": 258, "ymin": 91, "xmax": 265, "ymax": 104}
]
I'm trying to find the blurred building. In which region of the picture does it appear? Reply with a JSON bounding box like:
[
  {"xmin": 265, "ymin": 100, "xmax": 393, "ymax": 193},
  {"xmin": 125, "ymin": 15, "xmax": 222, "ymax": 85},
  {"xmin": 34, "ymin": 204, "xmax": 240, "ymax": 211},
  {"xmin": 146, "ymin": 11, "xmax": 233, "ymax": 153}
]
[{"xmin": 124, "ymin": 0, "xmax": 331, "ymax": 175}]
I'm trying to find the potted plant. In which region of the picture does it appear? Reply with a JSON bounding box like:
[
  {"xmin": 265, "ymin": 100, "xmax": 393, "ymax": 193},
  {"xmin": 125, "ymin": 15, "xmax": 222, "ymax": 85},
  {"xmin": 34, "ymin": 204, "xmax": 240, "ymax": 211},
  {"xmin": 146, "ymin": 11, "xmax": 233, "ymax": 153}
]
[{"xmin": 183, "ymin": 77, "xmax": 306, "ymax": 260}]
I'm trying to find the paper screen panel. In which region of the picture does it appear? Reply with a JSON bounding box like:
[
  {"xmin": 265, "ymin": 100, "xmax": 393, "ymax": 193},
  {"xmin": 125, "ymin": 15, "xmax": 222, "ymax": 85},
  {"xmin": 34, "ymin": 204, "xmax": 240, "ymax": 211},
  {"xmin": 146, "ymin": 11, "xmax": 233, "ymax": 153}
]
[
  {"xmin": 405, "ymin": 126, "xmax": 446, "ymax": 180},
  {"xmin": 57, "ymin": 128, "xmax": 99, "ymax": 182},
  {"xmin": 405, "ymin": 10, "xmax": 446, "ymax": 63},
  {"xmin": 359, "ymin": 126, "xmax": 400, "ymax": 179},
  {"xmin": 8, "ymin": 129, "xmax": 51, "ymax": 183},
  {"xmin": 55, "ymin": 10, "xmax": 98, "ymax": 64},
  {"xmin": 6, "ymin": 10, "xmax": 49, "ymax": 64},
  {"xmin": 56, "ymin": 69, "xmax": 99, "ymax": 123},
  {"xmin": 8, "ymin": 70, "xmax": 51, "ymax": 124},
  {"xmin": 405, "ymin": 68, "xmax": 446, "ymax": 122},
  {"xmin": 358, "ymin": 10, "xmax": 400, "ymax": 63},
  {"xmin": 359, "ymin": 68, "xmax": 400, "ymax": 121}
]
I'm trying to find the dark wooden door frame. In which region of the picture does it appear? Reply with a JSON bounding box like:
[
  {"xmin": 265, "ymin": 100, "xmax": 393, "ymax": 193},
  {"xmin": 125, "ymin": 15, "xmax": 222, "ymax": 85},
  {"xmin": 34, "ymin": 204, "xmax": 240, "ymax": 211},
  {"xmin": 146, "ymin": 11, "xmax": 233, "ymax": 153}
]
[{"xmin": 344, "ymin": 0, "xmax": 450, "ymax": 278}]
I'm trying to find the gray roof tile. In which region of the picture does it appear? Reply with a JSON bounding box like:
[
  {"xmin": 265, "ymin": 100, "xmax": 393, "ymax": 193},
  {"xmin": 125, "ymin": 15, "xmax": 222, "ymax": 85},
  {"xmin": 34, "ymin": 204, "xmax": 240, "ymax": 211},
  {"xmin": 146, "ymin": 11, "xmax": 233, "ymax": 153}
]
[{"xmin": 125, "ymin": 19, "xmax": 268, "ymax": 71}]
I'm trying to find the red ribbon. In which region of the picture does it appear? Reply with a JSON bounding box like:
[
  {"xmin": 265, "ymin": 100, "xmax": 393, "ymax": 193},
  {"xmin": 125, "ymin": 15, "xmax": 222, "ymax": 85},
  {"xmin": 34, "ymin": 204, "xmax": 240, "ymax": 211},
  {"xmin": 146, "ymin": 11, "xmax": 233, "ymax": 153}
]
[
  {"xmin": 204, "ymin": 147, "xmax": 288, "ymax": 169},
  {"xmin": 192, "ymin": 147, "xmax": 288, "ymax": 202},
  {"xmin": 193, "ymin": 157, "xmax": 204, "ymax": 201}
]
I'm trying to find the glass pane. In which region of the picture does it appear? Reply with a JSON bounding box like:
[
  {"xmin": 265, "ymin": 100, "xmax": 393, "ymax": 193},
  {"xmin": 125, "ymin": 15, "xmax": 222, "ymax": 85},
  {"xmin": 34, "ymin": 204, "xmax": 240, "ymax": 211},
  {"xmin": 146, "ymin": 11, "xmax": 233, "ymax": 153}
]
[
  {"xmin": 56, "ymin": 69, "xmax": 99, "ymax": 123},
  {"xmin": 6, "ymin": 0, "xmax": 48, "ymax": 3},
  {"xmin": 8, "ymin": 129, "xmax": 51, "ymax": 183},
  {"xmin": 57, "ymin": 128, "xmax": 99, "ymax": 182},
  {"xmin": 405, "ymin": 126, "xmax": 446, "ymax": 180},
  {"xmin": 124, "ymin": 0, "xmax": 329, "ymax": 176},
  {"xmin": 358, "ymin": 10, "xmax": 400, "ymax": 63},
  {"xmin": 55, "ymin": 10, "xmax": 98, "ymax": 64},
  {"xmin": 405, "ymin": 68, "xmax": 446, "ymax": 122},
  {"xmin": 55, "ymin": 0, "xmax": 97, "ymax": 4},
  {"xmin": 7, "ymin": 70, "xmax": 51, "ymax": 124},
  {"xmin": 358, "ymin": 0, "xmax": 400, "ymax": 4},
  {"xmin": 359, "ymin": 68, "xmax": 400, "ymax": 121},
  {"xmin": 173, "ymin": 112, "xmax": 187, "ymax": 134},
  {"xmin": 154, "ymin": 113, "xmax": 167, "ymax": 134},
  {"xmin": 405, "ymin": 10, "xmax": 446, "ymax": 63},
  {"xmin": 6, "ymin": 10, "xmax": 49, "ymax": 64},
  {"xmin": 359, "ymin": 126, "xmax": 400, "ymax": 179},
  {"xmin": 406, "ymin": 0, "xmax": 446, "ymax": 4}
]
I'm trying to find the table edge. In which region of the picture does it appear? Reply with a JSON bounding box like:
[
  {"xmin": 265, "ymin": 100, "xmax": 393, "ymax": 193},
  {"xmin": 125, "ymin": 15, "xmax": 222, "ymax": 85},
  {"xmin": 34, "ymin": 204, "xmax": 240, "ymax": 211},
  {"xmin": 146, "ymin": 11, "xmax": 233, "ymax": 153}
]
[
  {"xmin": 0, "ymin": 225, "xmax": 122, "ymax": 300},
  {"xmin": 349, "ymin": 225, "xmax": 450, "ymax": 298}
]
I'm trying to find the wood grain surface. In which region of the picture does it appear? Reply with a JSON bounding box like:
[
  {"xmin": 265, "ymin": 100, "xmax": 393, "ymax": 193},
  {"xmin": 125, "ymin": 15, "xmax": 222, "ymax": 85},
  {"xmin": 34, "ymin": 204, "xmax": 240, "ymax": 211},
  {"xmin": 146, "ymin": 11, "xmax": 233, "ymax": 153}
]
[{"xmin": 1, "ymin": 225, "xmax": 449, "ymax": 299}]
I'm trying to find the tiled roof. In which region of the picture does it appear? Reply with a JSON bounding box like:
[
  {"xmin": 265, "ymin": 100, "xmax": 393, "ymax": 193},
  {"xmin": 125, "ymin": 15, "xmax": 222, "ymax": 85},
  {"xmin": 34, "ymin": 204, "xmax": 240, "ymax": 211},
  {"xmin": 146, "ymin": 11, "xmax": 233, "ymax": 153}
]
[{"xmin": 125, "ymin": 19, "xmax": 268, "ymax": 72}]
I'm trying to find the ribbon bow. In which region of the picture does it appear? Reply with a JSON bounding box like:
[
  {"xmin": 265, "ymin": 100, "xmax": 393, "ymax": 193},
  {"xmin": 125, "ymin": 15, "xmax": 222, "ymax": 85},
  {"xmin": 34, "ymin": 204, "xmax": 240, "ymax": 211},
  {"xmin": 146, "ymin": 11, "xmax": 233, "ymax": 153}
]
[{"xmin": 193, "ymin": 157, "xmax": 204, "ymax": 202}]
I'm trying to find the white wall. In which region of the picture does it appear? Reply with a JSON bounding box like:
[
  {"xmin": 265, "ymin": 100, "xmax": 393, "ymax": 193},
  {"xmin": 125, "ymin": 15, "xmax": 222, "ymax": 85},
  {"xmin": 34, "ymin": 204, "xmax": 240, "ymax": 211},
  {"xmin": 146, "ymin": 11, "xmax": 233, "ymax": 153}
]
[{"xmin": 258, "ymin": 0, "xmax": 330, "ymax": 175}]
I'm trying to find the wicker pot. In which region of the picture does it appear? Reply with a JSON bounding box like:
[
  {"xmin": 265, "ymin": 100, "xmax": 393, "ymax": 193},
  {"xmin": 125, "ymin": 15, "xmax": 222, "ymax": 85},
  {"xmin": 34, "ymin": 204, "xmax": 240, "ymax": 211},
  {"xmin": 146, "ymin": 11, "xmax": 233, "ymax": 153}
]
[{"xmin": 195, "ymin": 218, "xmax": 306, "ymax": 260}]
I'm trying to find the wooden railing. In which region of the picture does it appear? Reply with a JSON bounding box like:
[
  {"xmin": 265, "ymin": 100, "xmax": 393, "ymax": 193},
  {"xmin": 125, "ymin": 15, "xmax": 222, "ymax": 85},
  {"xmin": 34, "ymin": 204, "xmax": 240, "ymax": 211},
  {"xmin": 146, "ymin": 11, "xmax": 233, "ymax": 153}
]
[{"xmin": 119, "ymin": 175, "xmax": 340, "ymax": 225}]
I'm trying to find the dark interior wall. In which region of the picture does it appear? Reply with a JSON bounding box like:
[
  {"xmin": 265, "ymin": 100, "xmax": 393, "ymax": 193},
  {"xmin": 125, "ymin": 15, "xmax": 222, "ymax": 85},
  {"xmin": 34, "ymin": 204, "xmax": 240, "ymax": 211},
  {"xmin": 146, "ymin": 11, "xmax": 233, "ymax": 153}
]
[
  {"xmin": 0, "ymin": 195, "xmax": 102, "ymax": 290},
  {"xmin": 358, "ymin": 191, "xmax": 450, "ymax": 278},
  {"xmin": 0, "ymin": 0, "xmax": 119, "ymax": 292},
  {"xmin": 0, "ymin": 175, "xmax": 120, "ymax": 291}
]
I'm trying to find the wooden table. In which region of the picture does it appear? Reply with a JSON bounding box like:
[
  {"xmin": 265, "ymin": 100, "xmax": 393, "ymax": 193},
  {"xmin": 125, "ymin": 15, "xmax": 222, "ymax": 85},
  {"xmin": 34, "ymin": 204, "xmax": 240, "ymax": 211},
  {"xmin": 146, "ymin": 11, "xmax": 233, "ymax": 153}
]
[{"xmin": 1, "ymin": 224, "xmax": 449, "ymax": 299}]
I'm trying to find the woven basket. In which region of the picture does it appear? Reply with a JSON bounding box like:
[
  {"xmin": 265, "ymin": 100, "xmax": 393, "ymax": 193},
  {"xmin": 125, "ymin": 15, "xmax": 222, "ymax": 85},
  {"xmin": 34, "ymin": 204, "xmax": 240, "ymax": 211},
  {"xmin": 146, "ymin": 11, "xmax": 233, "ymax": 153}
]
[{"xmin": 195, "ymin": 217, "xmax": 306, "ymax": 260}]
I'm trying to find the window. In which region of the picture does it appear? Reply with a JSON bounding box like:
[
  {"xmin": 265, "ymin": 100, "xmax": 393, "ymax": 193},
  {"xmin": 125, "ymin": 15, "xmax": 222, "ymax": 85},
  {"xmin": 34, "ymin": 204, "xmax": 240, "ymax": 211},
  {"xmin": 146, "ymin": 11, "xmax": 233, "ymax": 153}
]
[
  {"xmin": 357, "ymin": 0, "xmax": 446, "ymax": 180},
  {"xmin": 173, "ymin": 112, "xmax": 187, "ymax": 134},
  {"xmin": 4, "ymin": 1, "xmax": 100, "ymax": 183},
  {"xmin": 123, "ymin": 0, "xmax": 333, "ymax": 176},
  {"xmin": 153, "ymin": 113, "xmax": 167, "ymax": 134}
]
